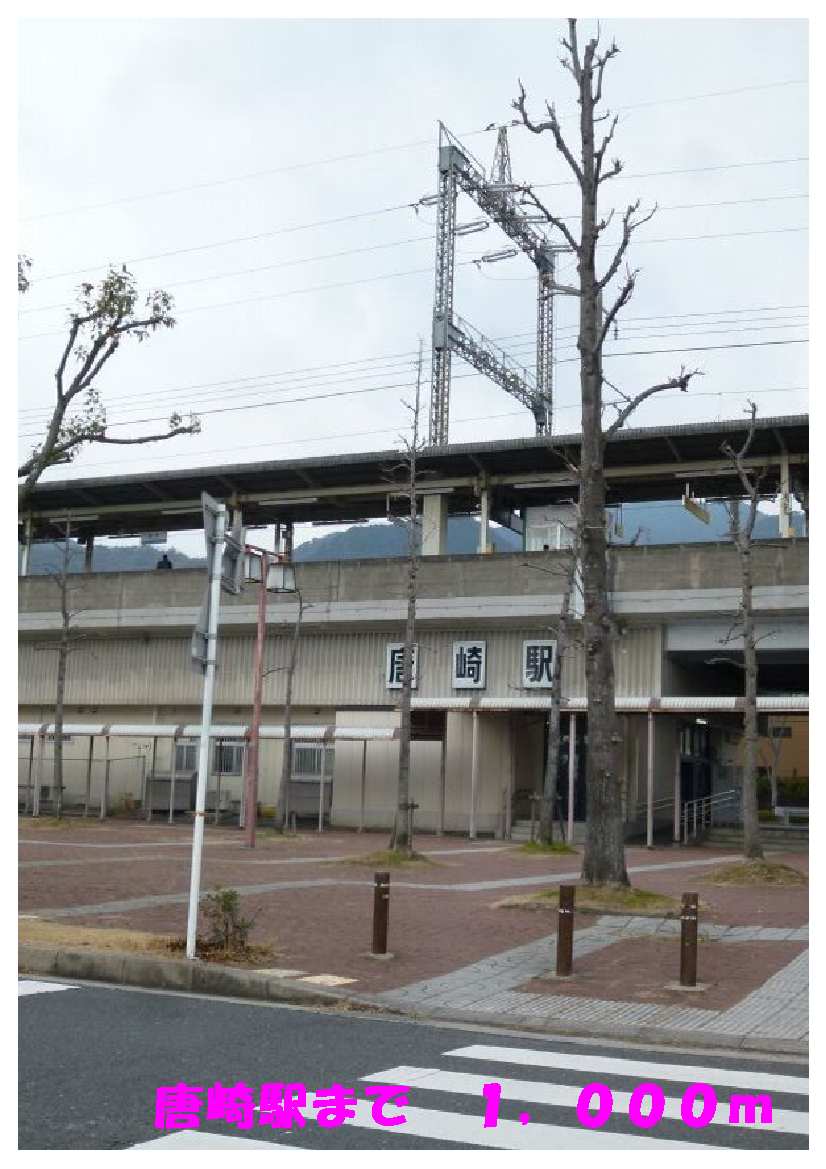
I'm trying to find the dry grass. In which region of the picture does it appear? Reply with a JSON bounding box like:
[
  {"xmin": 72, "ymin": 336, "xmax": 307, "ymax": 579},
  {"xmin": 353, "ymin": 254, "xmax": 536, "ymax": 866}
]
[
  {"xmin": 19, "ymin": 917, "xmax": 276, "ymax": 967},
  {"xmin": 339, "ymin": 848, "xmax": 433, "ymax": 867},
  {"xmin": 702, "ymin": 860, "xmax": 807, "ymax": 887},
  {"xmin": 19, "ymin": 917, "xmax": 175, "ymax": 953},
  {"xmin": 514, "ymin": 841, "xmax": 578, "ymax": 857},
  {"xmin": 494, "ymin": 884, "xmax": 683, "ymax": 916}
]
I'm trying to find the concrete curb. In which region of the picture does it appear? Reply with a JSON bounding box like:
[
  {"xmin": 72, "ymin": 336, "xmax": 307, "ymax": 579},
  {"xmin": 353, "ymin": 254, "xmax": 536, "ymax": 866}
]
[
  {"xmin": 19, "ymin": 944, "xmax": 808, "ymax": 1059},
  {"xmin": 18, "ymin": 944, "xmax": 356, "ymax": 1010}
]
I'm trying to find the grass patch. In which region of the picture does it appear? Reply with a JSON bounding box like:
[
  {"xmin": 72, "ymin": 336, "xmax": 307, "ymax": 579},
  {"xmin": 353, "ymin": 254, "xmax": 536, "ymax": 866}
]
[
  {"xmin": 339, "ymin": 848, "xmax": 433, "ymax": 867},
  {"xmin": 514, "ymin": 841, "xmax": 577, "ymax": 856},
  {"xmin": 20, "ymin": 918, "xmax": 176, "ymax": 953},
  {"xmin": 19, "ymin": 917, "xmax": 277, "ymax": 968},
  {"xmin": 702, "ymin": 860, "xmax": 806, "ymax": 887},
  {"xmin": 19, "ymin": 816, "xmax": 102, "ymax": 830},
  {"xmin": 494, "ymin": 884, "xmax": 683, "ymax": 916}
]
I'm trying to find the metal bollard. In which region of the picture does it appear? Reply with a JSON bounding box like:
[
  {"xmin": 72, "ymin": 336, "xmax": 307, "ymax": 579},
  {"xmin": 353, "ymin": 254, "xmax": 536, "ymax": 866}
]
[
  {"xmin": 372, "ymin": 871, "xmax": 390, "ymax": 955},
  {"xmin": 556, "ymin": 884, "xmax": 575, "ymax": 976},
  {"xmin": 680, "ymin": 891, "xmax": 699, "ymax": 987}
]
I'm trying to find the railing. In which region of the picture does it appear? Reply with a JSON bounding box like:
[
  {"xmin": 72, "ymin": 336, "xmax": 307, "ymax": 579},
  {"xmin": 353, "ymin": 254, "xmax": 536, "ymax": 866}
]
[{"xmin": 682, "ymin": 788, "xmax": 740, "ymax": 843}]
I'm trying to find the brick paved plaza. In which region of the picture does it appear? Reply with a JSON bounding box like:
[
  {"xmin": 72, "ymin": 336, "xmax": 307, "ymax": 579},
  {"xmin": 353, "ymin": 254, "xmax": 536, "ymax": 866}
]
[{"xmin": 19, "ymin": 820, "xmax": 808, "ymax": 1046}]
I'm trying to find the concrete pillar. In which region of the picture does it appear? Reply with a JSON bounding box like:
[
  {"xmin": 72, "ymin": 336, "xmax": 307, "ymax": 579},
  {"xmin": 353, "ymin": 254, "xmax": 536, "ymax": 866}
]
[
  {"xmin": 779, "ymin": 454, "xmax": 792, "ymax": 538},
  {"xmin": 84, "ymin": 735, "xmax": 94, "ymax": 817},
  {"xmin": 469, "ymin": 711, "xmax": 479, "ymax": 839},
  {"xmin": 100, "ymin": 734, "xmax": 111, "ymax": 820},
  {"xmin": 567, "ymin": 712, "xmax": 576, "ymax": 844},
  {"xmin": 422, "ymin": 493, "xmax": 448, "ymax": 556},
  {"xmin": 479, "ymin": 487, "xmax": 491, "ymax": 554},
  {"xmin": 20, "ymin": 516, "xmax": 33, "ymax": 577},
  {"xmin": 673, "ymin": 725, "xmax": 682, "ymax": 843},
  {"xmin": 83, "ymin": 535, "xmax": 95, "ymax": 573},
  {"xmin": 32, "ymin": 733, "xmax": 45, "ymax": 818},
  {"xmin": 646, "ymin": 710, "xmax": 655, "ymax": 848}
]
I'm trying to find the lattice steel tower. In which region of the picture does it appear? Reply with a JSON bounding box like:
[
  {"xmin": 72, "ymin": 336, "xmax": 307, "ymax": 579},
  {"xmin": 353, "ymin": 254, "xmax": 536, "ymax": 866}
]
[{"xmin": 428, "ymin": 122, "xmax": 558, "ymax": 447}]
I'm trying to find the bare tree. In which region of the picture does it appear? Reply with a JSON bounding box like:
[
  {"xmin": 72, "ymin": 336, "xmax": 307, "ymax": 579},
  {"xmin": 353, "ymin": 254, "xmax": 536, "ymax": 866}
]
[
  {"xmin": 720, "ymin": 402, "xmax": 766, "ymax": 860},
  {"xmin": 18, "ymin": 264, "xmax": 200, "ymax": 505},
  {"xmin": 386, "ymin": 343, "xmax": 425, "ymax": 853},
  {"xmin": 269, "ymin": 588, "xmax": 306, "ymax": 831},
  {"xmin": 514, "ymin": 20, "xmax": 701, "ymax": 885},
  {"xmin": 34, "ymin": 525, "xmax": 90, "ymax": 818},
  {"xmin": 521, "ymin": 512, "xmax": 582, "ymax": 845}
]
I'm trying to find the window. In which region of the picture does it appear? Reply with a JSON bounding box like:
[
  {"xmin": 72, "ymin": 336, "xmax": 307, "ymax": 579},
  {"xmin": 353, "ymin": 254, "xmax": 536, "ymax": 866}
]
[
  {"xmin": 771, "ymin": 726, "xmax": 793, "ymax": 739},
  {"xmin": 174, "ymin": 740, "xmax": 244, "ymax": 774},
  {"xmin": 292, "ymin": 744, "xmax": 334, "ymax": 778},
  {"xmin": 175, "ymin": 741, "xmax": 198, "ymax": 773},
  {"xmin": 214, "ymin": 741, "xmax": 244, "ymax": 775}
]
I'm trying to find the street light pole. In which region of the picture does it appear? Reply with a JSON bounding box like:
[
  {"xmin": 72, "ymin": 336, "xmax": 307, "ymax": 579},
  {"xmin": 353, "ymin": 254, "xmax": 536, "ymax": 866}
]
[{"xmin": 243, "ymin": 552, "xmax": 268, "ymax": 849}]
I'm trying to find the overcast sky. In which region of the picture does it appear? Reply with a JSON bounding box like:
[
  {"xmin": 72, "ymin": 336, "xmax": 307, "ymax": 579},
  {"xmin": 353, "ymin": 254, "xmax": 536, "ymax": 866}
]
[{"xmin": 17, "ymin": 17, "xmax": 808, "ymax": 550}]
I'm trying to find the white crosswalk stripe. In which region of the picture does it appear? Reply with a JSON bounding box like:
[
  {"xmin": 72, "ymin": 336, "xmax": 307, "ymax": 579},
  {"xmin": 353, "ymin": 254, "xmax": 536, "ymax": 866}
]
[
  {"xmin": 445, "ymin": 1043, "xmax": 809, "ymax": 1096},
  {"xmin": 363, "ymin": 1065, "xmax": 807, "ymax": 1136},
  {"xmin": 18, "ymin": 979, "xmax": 77, "ymax": 997},
  {"xmin": 130, "ymin": 1131, "xmax": 297, "ymax": 1149}
]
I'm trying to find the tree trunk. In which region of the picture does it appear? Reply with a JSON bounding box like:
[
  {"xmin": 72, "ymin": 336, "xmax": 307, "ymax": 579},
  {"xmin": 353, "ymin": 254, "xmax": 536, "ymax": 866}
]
[
  {"xmin": 576, "ymin": 74, "xmax": 627, "ymax": 887},
  {"xmin": 538, "ymin": 548, "xmax": 577, "ymax": 845},
  {"xmin": 392, "ymin": 512, "xmax": 415, "ymax": 851},
  {"xmin": 278, "ymin": 594, "xmax": 303, "ymax": 831},
  {"xmin": 739, "ymin": 539, "xmax": 764, "ymax": 859}
]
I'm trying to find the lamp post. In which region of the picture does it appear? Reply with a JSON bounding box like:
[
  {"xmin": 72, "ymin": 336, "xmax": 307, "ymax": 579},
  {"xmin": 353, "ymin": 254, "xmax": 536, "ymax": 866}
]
[{"xmin": 242, "ymin": 543, "xmax": 296, "ymax": 849}]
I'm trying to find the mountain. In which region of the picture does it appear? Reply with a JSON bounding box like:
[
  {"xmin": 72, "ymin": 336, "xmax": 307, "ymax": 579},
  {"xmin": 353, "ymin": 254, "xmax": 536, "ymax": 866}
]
[{"xmin": 18, "ymin": 503, "xmax": 802, "ymax": 575}]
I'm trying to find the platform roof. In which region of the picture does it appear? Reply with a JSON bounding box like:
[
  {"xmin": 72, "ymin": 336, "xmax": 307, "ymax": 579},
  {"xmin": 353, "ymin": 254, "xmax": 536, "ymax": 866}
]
[{"xmin": 19, "ymin": 414, "xmax": 808, "ymax": 541}]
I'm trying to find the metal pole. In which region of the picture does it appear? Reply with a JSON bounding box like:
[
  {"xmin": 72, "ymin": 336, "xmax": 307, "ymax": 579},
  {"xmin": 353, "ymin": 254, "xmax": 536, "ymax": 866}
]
[
  {"xmin": 139, "ymin": 753, "xmax": 147, "ymax": 818},
  {"xmin": 25, "ymin": 735, "xmax": 35, "ymax": 815},
  {"xmin": 214, "ymin": 738, "xmax": 223, "ymax": 825},
  {"xmin": 83, "ymin": 535, "xmax": 94, "ymax": 573},
  {"xmin": 438, "ymin": 725, "xmax": 447, "ymax": 836},
  {"xmin": 186, "ymin": 502, "xmax": 227, "ymax": 960},
  {"xmin": 680, "ymin": 891, "xmax": 699, "ymax": 987},
  {"xmin": 646, "ymin": 710, "xmax": 655, "ymax": 848},
  {"xmin": 673, "ymin": 728, "xmax": 682, "ymax": 843},
  {"xmin": 243, "ymin": 565, "xmax": 268, "ymax": 849},
  {"xmin": 32, "ymin": 733, "xmax": 44, "ymax": 818},
  {"xmin": 99, "ymin": 735, "xmax": 110, "ymax": 820},
  {"xmin": 683, "ymin": 803, "xmax": 688, "ymax": 844},
  {"xmin": 693, "ymin": 801, "xmax": 698, "ymax": 838},
  {"xmin": 146, "ymin": 736, "xmax": 158, "ymax": 822},
  {"xmin": 372, "ymin": 871, "xmax": 390, "ymax": 955},
  {"xmin": 318, "ymin": 766, "xmax": 325, "ymax": 834},
  {"xmin": 358, "ymin": 740, "xmax": 367, "ymax": 832},
  {"xmin": 556, "ymin": 884, "xmax": 575, "ymax": 977},
  {"xmin": 469, "ymin": 710, "xmax": 479, "ymax": 840},
  {"xmin": 83, "ymin": 735, "xmax": 94, "ymax": 818},
  {"xmin": 567, "ymin": 712, "xmax": 576, "ymax": 844},
  {"xmin": 168, "ymin": 736, "xmax": 178, "ymax": 825}
]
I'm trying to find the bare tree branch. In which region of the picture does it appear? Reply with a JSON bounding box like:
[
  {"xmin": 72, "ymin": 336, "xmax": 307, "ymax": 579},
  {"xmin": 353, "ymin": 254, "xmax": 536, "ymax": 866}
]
[
  {"xmin": 605, "ymin": 367, "xmax": 702, "ymax": 437},
  {"xmin": 513, "ymin": 81, "xmax": 583, "ymax": 188}
]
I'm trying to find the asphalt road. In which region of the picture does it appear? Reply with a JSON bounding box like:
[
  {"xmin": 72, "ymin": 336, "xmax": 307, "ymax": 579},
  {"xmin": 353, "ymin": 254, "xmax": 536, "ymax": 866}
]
[{"xmin": 18, "ymin": 978, "xmax": 808, "ymax": 1151}]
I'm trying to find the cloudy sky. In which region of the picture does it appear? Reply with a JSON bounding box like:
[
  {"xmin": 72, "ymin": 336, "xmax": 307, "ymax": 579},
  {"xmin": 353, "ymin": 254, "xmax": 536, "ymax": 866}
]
[{"xmin": 17, "ymin": 17, "xmax": 808, "ymax": 549}]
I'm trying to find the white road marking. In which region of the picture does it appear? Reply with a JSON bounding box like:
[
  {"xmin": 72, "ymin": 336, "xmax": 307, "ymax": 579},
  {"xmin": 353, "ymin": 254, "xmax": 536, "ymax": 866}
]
[
  {"xmin": 446, "ymin": 1044, "xmax": 809, "ymax": 1096},
  {"xmin": 130, "ymin": 1130, "xmax": 294, "ymax": 1149},
  {"xmin": 300, "ymin": 1098, "xmax": 715, "ymax": 1149},
  {"xmin": 363, "ymin": 1065, "xmax": 807, "ymax": 1136},
  {"xmin": 18, "ymin": 979, "xmax": 77, "ymax": 997}
]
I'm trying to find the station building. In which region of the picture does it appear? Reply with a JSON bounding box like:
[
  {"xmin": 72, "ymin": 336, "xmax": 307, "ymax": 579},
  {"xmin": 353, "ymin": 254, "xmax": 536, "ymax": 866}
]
[{"xmin": 18, "ymin": 415, "xmax": 809, "ymax": 842}]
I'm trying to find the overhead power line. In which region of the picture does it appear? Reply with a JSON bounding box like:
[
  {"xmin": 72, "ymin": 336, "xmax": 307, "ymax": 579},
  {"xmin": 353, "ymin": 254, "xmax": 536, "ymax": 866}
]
[
  {"xmin": 16, "ymin": 338, "xmax": 808, "ymax": 442},
  {"xmin": 19, "ymin": 76, "xmax": 806, "ymax": 222}
]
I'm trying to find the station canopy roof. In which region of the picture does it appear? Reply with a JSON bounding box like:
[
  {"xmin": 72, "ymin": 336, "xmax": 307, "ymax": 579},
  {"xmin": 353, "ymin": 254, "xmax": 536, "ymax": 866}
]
[{"xmin": 19, "ymin": 413, "xmax": 808, "ymax": 541}]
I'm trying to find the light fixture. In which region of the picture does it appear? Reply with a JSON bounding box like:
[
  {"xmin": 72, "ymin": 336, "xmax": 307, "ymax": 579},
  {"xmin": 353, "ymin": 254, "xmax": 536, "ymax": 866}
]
[
  {"xmin": 161, "ymin": 505, "xmax": 203, "ymax": 515},
  {"xmin": 266, "ymin": 562, "xmax": 296, "ymax": 593},
  {"xmin": 255, "ymin": 495, "xmax": 319, "ymax": 506}
]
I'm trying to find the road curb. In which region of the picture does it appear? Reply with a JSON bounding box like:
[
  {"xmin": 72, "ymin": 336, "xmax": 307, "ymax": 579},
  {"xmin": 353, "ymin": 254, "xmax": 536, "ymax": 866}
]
[
  {"xmin": 18, "ymin": 944, "xmax": 353, "ymax": 1010},
  {"xmin": 19, "ymin": 943, "xmax": 808, "ymax": 1059}
]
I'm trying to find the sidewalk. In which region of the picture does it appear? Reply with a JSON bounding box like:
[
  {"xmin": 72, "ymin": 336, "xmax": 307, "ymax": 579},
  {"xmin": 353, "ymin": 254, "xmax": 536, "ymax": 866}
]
[{"xmin": 19, "ymin": 821, "xmax": 808, "ymax": 1052}]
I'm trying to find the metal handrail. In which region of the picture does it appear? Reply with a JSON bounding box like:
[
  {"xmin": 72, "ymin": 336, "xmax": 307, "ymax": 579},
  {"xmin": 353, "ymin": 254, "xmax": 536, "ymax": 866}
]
[{"xmin": 682, "ymin": 788, "xmax": 739, "ymax": 843}]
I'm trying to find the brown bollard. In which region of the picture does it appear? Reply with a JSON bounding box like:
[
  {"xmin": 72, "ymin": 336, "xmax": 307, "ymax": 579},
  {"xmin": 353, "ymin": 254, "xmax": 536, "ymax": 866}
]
[
  {"xmin": 680, "ymin": 891, "xmax": 699, "ymax": 987},
  {"xmin": 556, "ymin": 884, "xmax": 575, "ymax": 977},
  {"xmin": 372, "ymin": 871, "xmax": 390, "ymax": 955}
]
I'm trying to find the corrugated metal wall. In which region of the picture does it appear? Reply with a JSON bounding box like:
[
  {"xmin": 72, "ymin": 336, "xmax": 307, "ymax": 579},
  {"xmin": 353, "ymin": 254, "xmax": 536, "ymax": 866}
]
[{"xmin": 19, "ymin": 625, "xmax": 663, "ymax": 707}]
